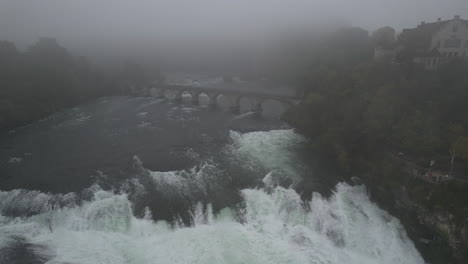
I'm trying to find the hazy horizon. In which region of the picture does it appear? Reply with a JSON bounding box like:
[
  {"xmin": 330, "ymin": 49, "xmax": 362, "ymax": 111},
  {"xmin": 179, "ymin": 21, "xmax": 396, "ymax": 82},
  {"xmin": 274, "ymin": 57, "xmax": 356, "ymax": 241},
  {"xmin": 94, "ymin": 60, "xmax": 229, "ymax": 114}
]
[
  {"xmin": 2, "ymin": 0, "xmax": 468, "ymax": 49},
  {"xmin": 1, "ymin": 0, "xmax": 468, "ymax": 72}
]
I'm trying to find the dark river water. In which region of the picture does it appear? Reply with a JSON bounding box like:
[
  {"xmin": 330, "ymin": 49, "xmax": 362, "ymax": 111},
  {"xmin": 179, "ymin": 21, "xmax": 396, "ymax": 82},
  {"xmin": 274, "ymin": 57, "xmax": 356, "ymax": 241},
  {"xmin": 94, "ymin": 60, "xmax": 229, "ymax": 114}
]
[{"xmin": 0, "ymin": 95, "xmax": 425, "ymax": 264}]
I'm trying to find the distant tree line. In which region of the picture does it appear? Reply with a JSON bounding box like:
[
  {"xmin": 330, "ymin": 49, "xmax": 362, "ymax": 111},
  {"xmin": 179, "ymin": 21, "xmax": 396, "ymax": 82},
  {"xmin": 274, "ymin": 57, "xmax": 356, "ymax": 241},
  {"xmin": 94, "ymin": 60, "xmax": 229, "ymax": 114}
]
[
  {"xmin": 0, "ymin": 38, "xmax": 110, "ymax": 129},
  {"xmin": 282, "ymin": 26, "xmax": 468, "ymax": 173},
  {"xmin": 0, "ymin": 38, "xmax": 158, "ymax": 130}
]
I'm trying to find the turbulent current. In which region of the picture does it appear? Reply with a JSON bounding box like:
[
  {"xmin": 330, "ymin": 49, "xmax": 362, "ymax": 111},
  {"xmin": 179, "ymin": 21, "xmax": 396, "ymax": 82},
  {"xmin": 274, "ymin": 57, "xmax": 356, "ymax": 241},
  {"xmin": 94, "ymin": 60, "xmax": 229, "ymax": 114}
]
[{"xmin": 0, "ymin": 96, "xmax": 424, "ymax": 264}]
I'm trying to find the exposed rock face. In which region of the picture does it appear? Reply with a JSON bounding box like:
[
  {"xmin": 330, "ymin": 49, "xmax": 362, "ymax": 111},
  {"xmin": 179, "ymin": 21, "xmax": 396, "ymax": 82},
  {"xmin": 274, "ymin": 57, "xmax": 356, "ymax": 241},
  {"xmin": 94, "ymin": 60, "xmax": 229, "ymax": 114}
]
[
  {"xmin": 417, "ymin": 209, "xmax": 466, "ymax": 260},
  {"xmin": 369, "ymin": 175, "xmax": 468, "ymax": 264}
]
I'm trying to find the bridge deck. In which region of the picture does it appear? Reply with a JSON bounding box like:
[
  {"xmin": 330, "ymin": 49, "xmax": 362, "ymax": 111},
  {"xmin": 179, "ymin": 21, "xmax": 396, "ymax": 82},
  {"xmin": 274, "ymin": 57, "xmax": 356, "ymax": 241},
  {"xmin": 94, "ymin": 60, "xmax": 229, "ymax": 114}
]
[{"xmin": 156, "ymin": 84, "xmax": 299, "ymax": 101}]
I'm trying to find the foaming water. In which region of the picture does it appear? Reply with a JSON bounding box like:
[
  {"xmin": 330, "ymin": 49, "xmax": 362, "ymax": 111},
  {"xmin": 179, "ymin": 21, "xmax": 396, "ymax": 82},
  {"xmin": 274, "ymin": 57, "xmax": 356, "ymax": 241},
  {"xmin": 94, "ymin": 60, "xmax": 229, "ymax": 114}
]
[
  {"xmin": 1, "ymin": 126, "xmax": 424, "ymax": 263},
  {"xmin": 0, "ymin": 183, "xmax": 424, "ymax": 264},
  {"xmin": 148, "ymin": 162, "xmax": 220, "ymax": 199},
  {"xmin": 227, "ymin": 129, "xmax": 308, "ymax": 184},
  {"xmin": 120, "ymin": 155, "xmax": 222, "ymax": 200}
]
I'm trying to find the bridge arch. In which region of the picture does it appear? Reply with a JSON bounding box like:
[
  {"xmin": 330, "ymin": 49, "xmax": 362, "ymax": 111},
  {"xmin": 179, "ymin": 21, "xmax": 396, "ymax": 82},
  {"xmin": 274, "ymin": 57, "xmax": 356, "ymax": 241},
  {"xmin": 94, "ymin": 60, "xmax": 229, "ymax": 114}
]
[
  {"xmin": 230, "ymin": 95, "xmax": 288, "ymax": 116},
  {"xmin": 231, "ymin": 95, "xmax": 254, "ymax": 114},
  {"xmin": 193, "ymin": 92, "xmax": 210, "ymax": 106},
  {"xmin": 150, "ymin": 85, "xmax": 297, "ymax": 117},
  {"xmin": 173, "ymin": 90, "xmax": 199, "ymax": 103},
  {"xmin": 207, "ymin": 93, "xmax": 221, "ymax": 108}
]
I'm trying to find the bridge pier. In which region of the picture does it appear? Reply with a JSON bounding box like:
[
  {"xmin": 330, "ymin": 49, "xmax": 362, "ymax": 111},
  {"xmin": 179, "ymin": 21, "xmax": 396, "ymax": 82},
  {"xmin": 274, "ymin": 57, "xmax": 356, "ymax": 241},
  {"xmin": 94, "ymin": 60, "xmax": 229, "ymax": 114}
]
[
  {"xmin": 174, "ymin": 91, "xmax": 183, "ymax": 103},
  {"xmin": 158, "ymin": 89, "xmax": 166, "ymax": 99},
  {"xmin": 142, "ymin": 86, "xmax": 149, "ymax": 97},
  {"xmin": 230, "ymin": 105, "xmax": 240, "ymax": 114},
  {"xmin": 208, "ymin": 93, "xmax": 219, "ymax": 109},
  {"xmin": 230, "ymin": 96, "xmax": 241, "ymax": 114},
  {"xmin": 191, "ymin": 92, "xmax": 200, "ymax": 105},
  {"xmin": 252, "ymin": 98, "xmax": 264, "ymax": 118}
]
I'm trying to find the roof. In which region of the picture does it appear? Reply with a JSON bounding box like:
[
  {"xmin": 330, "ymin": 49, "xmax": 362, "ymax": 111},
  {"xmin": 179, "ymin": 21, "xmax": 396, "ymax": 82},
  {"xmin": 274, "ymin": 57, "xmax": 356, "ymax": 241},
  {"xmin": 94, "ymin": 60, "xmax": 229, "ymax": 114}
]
[{"xmin": 399, "ymin": 18, "xmax": 468, "ymax": 52}]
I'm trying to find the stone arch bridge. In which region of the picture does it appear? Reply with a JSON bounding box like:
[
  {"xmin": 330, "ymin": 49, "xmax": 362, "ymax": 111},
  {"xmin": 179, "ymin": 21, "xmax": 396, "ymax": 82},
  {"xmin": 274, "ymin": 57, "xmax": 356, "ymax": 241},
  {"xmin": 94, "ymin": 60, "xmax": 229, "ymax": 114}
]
[{"xmin": 149, "ymin": 84, "xmax": 299, "ymax": 117}]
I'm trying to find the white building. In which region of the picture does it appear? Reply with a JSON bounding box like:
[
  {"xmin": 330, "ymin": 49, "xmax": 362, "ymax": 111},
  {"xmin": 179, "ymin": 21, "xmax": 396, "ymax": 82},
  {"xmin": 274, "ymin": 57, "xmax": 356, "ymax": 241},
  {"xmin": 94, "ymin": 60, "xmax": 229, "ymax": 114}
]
[{"xmin": 399, "ymin": 15, "xmax": 468, "ymax": 69}]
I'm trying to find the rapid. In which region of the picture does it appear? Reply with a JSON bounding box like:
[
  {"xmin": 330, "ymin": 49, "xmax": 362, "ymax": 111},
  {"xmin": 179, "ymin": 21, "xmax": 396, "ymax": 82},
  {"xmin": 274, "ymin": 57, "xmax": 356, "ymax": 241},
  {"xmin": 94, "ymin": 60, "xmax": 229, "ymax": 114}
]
[{"xmin": 0, "ymin": 96, "xmax": 424, "ymax": 264}]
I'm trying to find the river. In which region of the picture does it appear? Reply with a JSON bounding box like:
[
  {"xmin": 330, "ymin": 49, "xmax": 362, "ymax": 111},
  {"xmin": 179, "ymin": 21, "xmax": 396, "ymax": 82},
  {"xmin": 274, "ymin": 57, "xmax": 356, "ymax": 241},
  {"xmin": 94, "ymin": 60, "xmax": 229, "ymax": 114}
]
[{"xmin": 0, "ymin": 95, "xmax": 425, "ymax": 264}]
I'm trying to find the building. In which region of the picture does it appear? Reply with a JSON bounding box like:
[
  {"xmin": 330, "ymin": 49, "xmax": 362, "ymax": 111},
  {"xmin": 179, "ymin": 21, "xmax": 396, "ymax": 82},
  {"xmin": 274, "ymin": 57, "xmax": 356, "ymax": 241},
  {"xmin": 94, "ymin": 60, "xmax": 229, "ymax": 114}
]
[{"xmin": 398, "ymin": 15, "xmax": 468, "ymax": 69}]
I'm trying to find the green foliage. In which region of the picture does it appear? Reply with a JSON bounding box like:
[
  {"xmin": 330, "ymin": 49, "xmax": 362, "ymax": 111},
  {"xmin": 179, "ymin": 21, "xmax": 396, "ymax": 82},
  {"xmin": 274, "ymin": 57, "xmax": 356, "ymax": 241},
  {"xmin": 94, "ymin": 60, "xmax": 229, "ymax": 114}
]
[
  {"xmin": 371, "ymin": 26, "xmax": 396, "ymax": 48},
  {"xmin": 452, "ymin": 137, "xmax": 468, "ymax": 164},
  {"xmin": 305, "ymin": 93, "xmax": 324, "ymax": 105},
  {"xmin": 393, "ymin": 110, "xmax": 443, "ymax": 155},
  {"xmin": 286, "ymin": 60, "xmax": 468, "ymax": 171}
]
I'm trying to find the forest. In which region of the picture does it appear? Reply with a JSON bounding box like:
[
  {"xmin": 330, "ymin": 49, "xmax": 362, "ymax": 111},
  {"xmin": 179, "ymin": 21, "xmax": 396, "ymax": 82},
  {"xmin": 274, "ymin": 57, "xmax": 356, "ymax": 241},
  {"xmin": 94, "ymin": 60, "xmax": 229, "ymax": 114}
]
[
  {"xmin": 284, "ymin": 27, "xmax": 468, "ymax": 175},
  {"xmin": 0, "ymin": 38, "xmax": 153, "ymax": 130}
]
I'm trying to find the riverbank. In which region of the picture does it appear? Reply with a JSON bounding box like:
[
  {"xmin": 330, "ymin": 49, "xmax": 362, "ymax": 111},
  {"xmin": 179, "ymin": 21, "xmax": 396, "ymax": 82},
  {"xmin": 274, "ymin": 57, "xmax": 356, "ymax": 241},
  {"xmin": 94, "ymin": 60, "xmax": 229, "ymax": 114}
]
[
  {"xmin": 283, "ymin": 59, "xmax": 468, "ymax": 263},
  {"xmin": 281, "ymin": 125, "xmax": 468, "ymax": 263},
  {"xmin": 363, "ymin": 155, "xmax": 468, "ymax": 263}
]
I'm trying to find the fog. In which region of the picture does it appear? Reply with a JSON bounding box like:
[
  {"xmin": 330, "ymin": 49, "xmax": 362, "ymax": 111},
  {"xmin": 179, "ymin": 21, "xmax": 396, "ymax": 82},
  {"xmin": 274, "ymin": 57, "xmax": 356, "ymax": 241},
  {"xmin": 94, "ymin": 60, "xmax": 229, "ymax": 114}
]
[{"xmin": 1, "ymin": 0, "xmax": 468, "ymax": 70}]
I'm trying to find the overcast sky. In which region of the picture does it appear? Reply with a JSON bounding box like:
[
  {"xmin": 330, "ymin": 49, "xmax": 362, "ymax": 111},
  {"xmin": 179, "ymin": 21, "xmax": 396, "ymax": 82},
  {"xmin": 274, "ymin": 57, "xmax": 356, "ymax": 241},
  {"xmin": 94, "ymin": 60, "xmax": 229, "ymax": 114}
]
[{"xmin": 1, "ymin": 0, "xmax": 468, "ymax": 51}]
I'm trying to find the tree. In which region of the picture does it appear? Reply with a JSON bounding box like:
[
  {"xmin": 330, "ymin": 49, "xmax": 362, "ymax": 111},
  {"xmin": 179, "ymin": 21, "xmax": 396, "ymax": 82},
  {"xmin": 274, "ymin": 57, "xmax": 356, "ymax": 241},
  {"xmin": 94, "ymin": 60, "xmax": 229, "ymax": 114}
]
[
  {"xmin": 120, "ymin": 61, "xmax": 148, "ymax": 94},
  {"xmin": 26, "ymin": 38, "xmax": 72, "ymax": 68},
  {"xmin": 372, "ymin": 26, "xmax": 396, "ymax": 49},
  {"xmin": 0, "ymin": 38, "xmax": 109, "ymax": 130},
  {"xmin": 0, "ymin": 41, "xmax": 18, "ymax": 61},
  {"xmin": 451, "ymin": 137, "xmax": 468, "ymax": 166},
  {"xmin": 0, "ymin": 41, "xmax": 20, "ymax": 95},
  {"xmin": 322, "ymin": 27, "xmax": 373, "ymax": 65}
]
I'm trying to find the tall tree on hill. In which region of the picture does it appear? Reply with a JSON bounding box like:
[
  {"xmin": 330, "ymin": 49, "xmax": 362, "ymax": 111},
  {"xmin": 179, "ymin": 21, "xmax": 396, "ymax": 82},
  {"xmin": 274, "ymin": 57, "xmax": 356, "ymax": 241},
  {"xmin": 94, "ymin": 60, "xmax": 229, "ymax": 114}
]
[
  {"xmin": 322, "ymin": 27, "xmax": 373, "ymax": 65},
  {"xmin": 372, "ymin": 26, "xmax": 396, "ymax": 48}
]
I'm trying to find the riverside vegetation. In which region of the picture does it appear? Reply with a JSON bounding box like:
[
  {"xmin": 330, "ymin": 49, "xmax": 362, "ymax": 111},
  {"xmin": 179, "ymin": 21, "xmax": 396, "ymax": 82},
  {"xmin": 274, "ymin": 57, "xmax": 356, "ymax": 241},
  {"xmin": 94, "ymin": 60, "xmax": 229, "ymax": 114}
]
[{"xmin": 283, "ymin": 27, "xmax": 468, "ymax": 263}]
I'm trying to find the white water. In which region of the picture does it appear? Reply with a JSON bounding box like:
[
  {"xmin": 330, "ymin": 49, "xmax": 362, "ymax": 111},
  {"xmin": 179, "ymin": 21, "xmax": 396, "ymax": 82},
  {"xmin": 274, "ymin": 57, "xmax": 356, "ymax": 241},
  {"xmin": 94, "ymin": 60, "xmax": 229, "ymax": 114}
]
[
  {"xmin": 228, "ymin": 130, "xmax": 308, "ymax": 184},
  {"xmin": 148, "ymin": 162, "xmax": 221, "ymax": 199},
  {"xmin": 0, "ymin": 184, "xmax": 424, "ymax": 264},
  {"xmin": 0, "ymin": 129, "xmax": 424, "ymax": 264}
]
